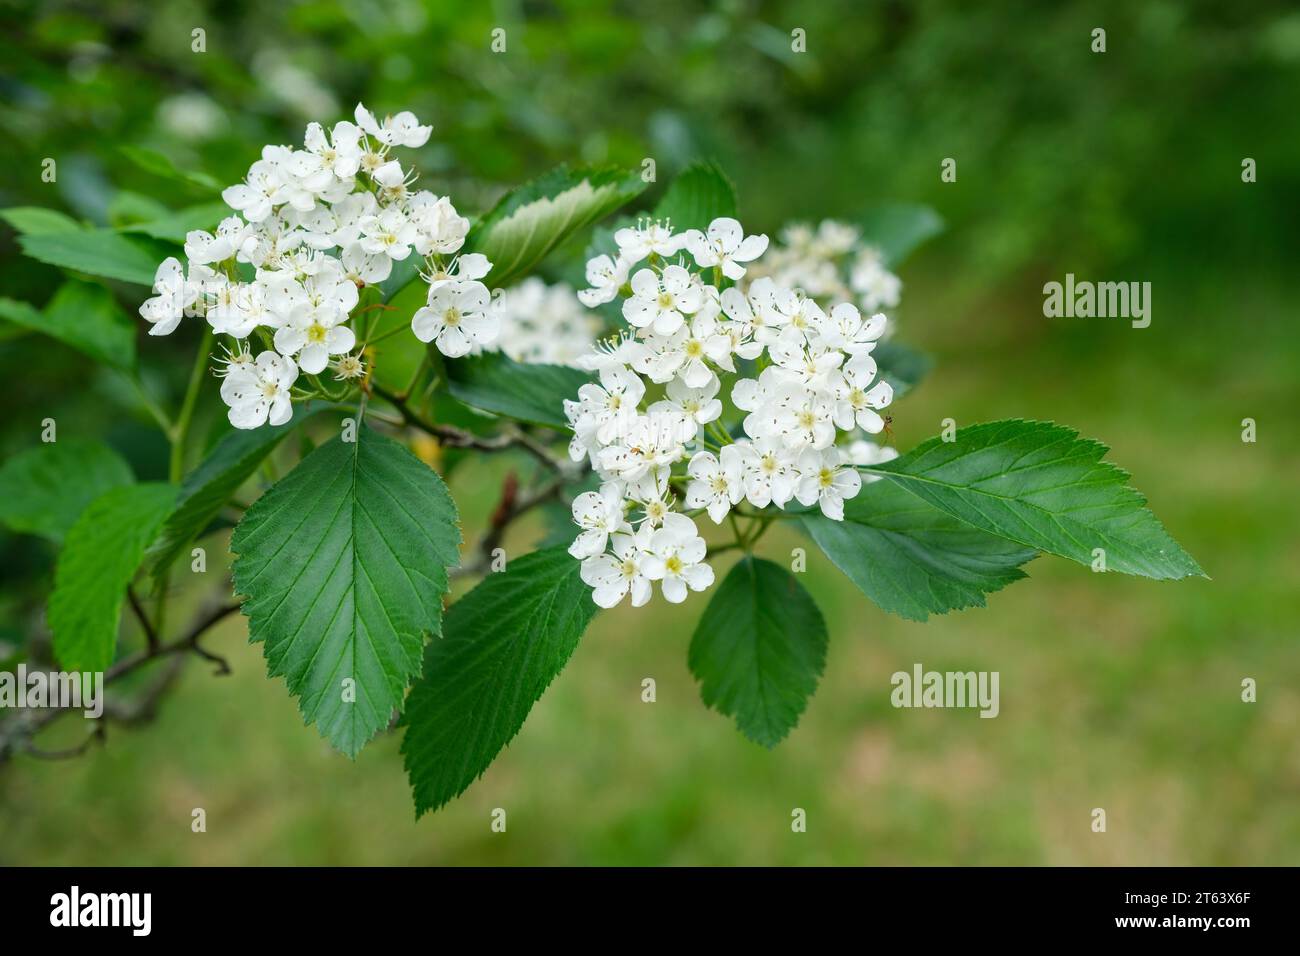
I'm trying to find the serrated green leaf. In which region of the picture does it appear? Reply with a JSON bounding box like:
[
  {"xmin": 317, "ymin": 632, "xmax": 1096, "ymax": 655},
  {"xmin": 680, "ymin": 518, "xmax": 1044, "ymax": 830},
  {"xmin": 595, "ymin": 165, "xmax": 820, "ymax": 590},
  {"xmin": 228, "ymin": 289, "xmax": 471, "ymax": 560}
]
[
  {"xmin": 118, "ymin": 145, "xmax": 223, "ymax": 194},
  {"xmin": 48, "ymin": 483, "xmax": 178, "ymax": 672},
  {"xmin": 401, "ymin": 546, "xmax": 598, "ymax": 816},
  {"xmin": 873, "ymin": 340, "xmax": 931, "ymax": 397},
  {"xmin": 0, "ymin": 440, "xmax": 135, "ymax": 542},
  {"xmin": 230, "ymin": 428, "xmax": 461, "ymax": 757},
  {"xmin": 0, "ymin": 207, "xmax": 81, "ymax": 235},
  {"xmin": 651, "ymin": 160, "xmax": 738, "ymax": 231},
  {"xmin": 17, "ymin": 229, "xmax": 168, "ymax": 286},
  {"xmin": 0, "ymin": 281, "xmax": 137, "ymax": 370},
  {"xmin": 108, "ymin": 191, "xmax": 172, "ymax": 227},
  {"xmin": 857, "ymin": 203, "xmax": 944, "ymax": 266},
  {"xmin": 864, "ymin": 419, "xmax": 1203, "ymax": 579},
  {"xmin": 688, "ymin": 556, "xmax": 828, "ymax": 748},
  {"xmin": 147, "ymin": 409, "xmax": 314, "ymax": 576},
  {"xmin": 466, "ymin": 164, "xmax": 648, "ymax": 287},
  {"xmin": 803, "ymin": 480, "xmax": 1036, "ymax": 621},
  {"xmin": 445, "ymin": 351, "xmax": 591, "ymax": 430}
]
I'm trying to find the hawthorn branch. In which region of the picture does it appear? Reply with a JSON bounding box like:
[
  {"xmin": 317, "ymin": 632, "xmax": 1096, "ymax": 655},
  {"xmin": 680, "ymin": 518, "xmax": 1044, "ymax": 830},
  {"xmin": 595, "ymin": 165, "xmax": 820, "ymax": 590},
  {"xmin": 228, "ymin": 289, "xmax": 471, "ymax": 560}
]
[
  {"xmin": 0, "ymin": 599, "xmax": 240, "ymax": 764},
  {"xmin": 453, "ymin": 469, "xmax": 570, "ymax": 579},
  {"xmin": 127, "ymin": 585, "xmax": 159, "ymax": 653},
  {"xmin": 370, "ymin": 383, "xmax": 571, "ymax": 474}
]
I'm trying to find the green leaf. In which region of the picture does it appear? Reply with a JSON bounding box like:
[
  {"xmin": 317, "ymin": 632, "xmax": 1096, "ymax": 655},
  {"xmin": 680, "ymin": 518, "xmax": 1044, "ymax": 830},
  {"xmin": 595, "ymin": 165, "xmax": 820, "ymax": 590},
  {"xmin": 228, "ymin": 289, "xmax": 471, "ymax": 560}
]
[
  {"xmin": 466, "ymin": 164, "xmax": 648, "ymax": 287},
  {"xmin": 48, "ymin": 483, "xmax": 178, "ymax": 672},
  {"xmin": 147, "ymin": 409, "xmax": 313, "ymax": 576},
  {"xmin": 17, "ymin": 229, "xmax": 168, "ymax": 286},
  {"xmin": 688, "ymin": 556, "xmax": 828, "ymax": 747},
  {"xmin": 651, "ymin": 160, "xmax": 738, "ymax": 231},
  {"xmin": 118, "ymin": 145, "xmax": 223, "ymax": 194},
  {"xmin": 0, "ymin": 440, "xmax": 135, "ymax": 542},
  {"xmin": 0, "ymin": 281, "xmax": 137, "ymax": 370},
  {"xmin": 401, "ymin": 546, "xmax": 598, "ymax": 816},
  {"xmin": 857, "ymin": 203, "xmax": 944, "ymax": 266},
  {"xmin": 0, "ymin": 206, "xmax": 81, "ymax": 235},
  {"xmin": 107, "ymin": 191, "xmax": 171, "ymax": 227},
  {"xmin": 803, "ymin": 480, "xmax": 1036, "ymax": 621},
  {"xmin": 873, "ymin": 340, "xmax": 931, "ymax": 397},
  {"xmin": 230, "ymin": 428, "xmax": 461, "ymax": 757},
  {"xmin": 864, "ymin": 419, "xmax": 1204, "ymax": 579},
  {"xmin": 445, "ymin": 351, "xmax": 591, "ymax": 430},
  {"xmin": 121, "ymin": 201, "xmax": 231, "ymax": 242}
]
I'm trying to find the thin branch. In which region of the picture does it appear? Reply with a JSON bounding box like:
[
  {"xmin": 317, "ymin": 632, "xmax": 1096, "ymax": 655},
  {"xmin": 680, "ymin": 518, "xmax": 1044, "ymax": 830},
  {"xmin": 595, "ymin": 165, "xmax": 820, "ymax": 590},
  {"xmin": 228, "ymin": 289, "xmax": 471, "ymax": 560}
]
[
  {"xmin": 371, "ymin": 383, "xmax": 572, "ymax": 474},
  {"xmin": 0, "ymin": 599, "xmax": 240, "ymax": 763},
  {"xmin": 452, "ymin": 470, "xmax": 570, "ymax": 579},
  {"xmin": 127, "ymin": 585, "xmax": 159, "ymax": 654}
]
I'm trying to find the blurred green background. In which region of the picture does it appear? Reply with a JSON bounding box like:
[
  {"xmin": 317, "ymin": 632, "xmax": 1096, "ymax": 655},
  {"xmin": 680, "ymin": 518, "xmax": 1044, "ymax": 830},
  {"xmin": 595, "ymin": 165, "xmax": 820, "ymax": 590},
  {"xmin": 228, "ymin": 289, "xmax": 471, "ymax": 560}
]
[{"xmin": 2, "ymin": 0, "xmax": 1298, "ymax": 864}]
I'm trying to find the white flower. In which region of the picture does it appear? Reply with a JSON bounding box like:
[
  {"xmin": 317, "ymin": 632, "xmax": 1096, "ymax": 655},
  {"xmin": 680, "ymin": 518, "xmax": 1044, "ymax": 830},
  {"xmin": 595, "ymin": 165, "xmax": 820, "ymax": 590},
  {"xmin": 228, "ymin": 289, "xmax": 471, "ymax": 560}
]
[
  {"xmin": 775, "ymin": 393, "xmax": 837, "ymax": 450},
  {"xmin": 685, "ymin": 446, "xmax": 745, "ymax": 523},
  {"xmin": 354, "ymin": 103, "xmax": 431, "ymax": 148},
  {"xmin": 737, "ymin": 437, "xmax": 798, "ymax": 509},
  {"xmin": 613, "ymin": 221, "xmax": 682, "ymax": 265},
  {"xmin": 573, "ymin": 330, "xmax": 650, "ymax": 373},
  {"xmin": 184, "ymin": 216, "xmax": 252, "ymax": 265},
  {"xmin": 636, "ymin": 312, "xmax": 732, "ymax": 387},
  {"xmin": 642, "ymin": 513, "xmax": 713, "ymax": 604},
  {"xmin": 650, "ymin": 373, "xmax": 723, "ymax": 434},
  {"xmin": 684, "ymin": 217, "xmax": 769, "ymax": 280},
  {"xmin": 273, "ymin": 305, "xmax": 356, "ymax": 374},
  {"xmin": 568, "ymin": 482, "xmax": 627, "ymax": 559},
  {"xmin": 207, "ymin": 280, "xmax": 267, "ymax": 339},
  {"xmin": 631, "ymin": 487, "xmax": 675, "ymax": 528},
  {"xmin": 622, "ymin": 265, "xmax": 703, "ymax": 336},
  {"xmin": 768, "ymin": 335, "xmax": 844, "ymax": 395},
  {"xmin": 720, "ymin": 278, "xmax": 786, "ymax": 354},
  {"xmin": 371, "ymin": 159, "xmax": 409, "ymax": 193},
  {"xmin": 326, "ymin": 191, "xmax": 379, "ymax": 247},
  {"xmin": 139, "ymin": 257, "xmax": 199, "ymax": 336},
  {"xmin": 580, "ymin": 526, "xmax": 655, "ymax": 608},
  {"xmin": 577, "ymin": 253, "xmax": 629, "ymax": 307},
  {"xmin": 358, "ymin": 206, "xmax": 417, "ymax": 260},
  {"xmin": 340, "ymin": 242, "xmax": 393, "ymax": 285},
  {"xmin": 423, "ymin": 250, "xmax": 491, "ymax": 294},
  {"xmin": 818, "ymin": 302, "xmax": 887, "ymax": 355},
  {"xmin": 851, "ymin": 247, "xmax": 902, "ymax": 312},
  {"xmin": 303, "ymin": 119, "xmax": 363, "ymax": 180},
  {"xmin": 772, "ymin": 289, "xmax": 826, "ymax": 341},
  {"xmin": 220, "ymin": 351, "xmax": 298, "ymax": 429},
  {"xmin": 221, "ymin": 158, "xmax": 286, "ymax": 223},
  {"xmin": 794, "ymin": 447, "xmax": 862, "ymax": 521},
  {"xmin": 846, "ymin": 438, "xmax": 898, "ymax": 482},
  {"xmin": 832, "ymin": 354, "xmax": 893, "ymax": 434},
  {"xmin": 492, "ymin": 278, "xmax": 600, "ymax": 367},
  {"xmin": 411, "ymin": 280, "xmax": 497, "ymax": 357},
  {"xmin": 408, "ymin": 193, "xmax": 470, "ymax": 257},
  {"xmin": 597, "ymin": 412, "xmax": 686, "ymax": 489},
  {"xmin": 568, "ymin": 364, "xmax": 644, "ymax": 446}
]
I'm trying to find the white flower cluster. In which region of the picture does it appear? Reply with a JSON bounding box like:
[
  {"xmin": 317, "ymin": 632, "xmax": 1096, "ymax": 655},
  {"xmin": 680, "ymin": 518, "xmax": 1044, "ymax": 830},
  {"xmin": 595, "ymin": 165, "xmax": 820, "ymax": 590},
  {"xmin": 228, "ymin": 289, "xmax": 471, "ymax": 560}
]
[
  {"xmin": 137, "ymin": 104, "xmax": 496, "ymax": 428},
  {"xmin": 564, "ymin": 217, "xmax": 896, "ymax": 609},
  {"xmin": 747, "ymin": 219, "xmax": 902, "ymax": 315},
  {"xmin": 487, "ymin": 278, "xmax": 602, "ymax": 368}
]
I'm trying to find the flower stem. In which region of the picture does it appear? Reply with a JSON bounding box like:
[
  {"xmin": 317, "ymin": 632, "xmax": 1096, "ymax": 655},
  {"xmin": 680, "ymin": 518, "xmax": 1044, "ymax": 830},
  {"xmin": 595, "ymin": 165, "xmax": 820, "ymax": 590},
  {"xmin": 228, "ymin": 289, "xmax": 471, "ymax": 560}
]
[{"xmin": 170, "ymin": 327, "xmax": 213, "ymax": 484}]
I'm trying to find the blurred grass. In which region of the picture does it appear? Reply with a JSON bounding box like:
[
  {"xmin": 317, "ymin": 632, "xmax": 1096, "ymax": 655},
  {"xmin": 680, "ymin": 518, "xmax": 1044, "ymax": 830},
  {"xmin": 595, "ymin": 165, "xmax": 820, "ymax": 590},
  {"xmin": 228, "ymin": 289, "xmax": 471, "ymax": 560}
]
[{"xmin": 3, "ymin": 266, "xmax": 1296, "ymax": 865}]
